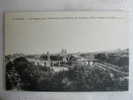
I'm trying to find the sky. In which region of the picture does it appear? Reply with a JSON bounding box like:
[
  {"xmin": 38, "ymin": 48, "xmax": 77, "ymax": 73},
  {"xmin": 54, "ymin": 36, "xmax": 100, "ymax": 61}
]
[{"xmin": 5, "ymin": 11, "xmax": 129, "ymax": 54}]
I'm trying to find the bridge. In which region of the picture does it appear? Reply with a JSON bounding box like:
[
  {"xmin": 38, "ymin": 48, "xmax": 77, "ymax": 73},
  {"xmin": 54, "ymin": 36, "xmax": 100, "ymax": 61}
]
[{"xmin": 94, "ymin": 61, "xmax": 128, "ymax": 76}]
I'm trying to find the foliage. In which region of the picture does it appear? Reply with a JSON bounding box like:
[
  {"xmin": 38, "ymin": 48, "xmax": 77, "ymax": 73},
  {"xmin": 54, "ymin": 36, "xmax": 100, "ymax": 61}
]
[{"xmin": 6, "ymin": 55, "xmax": 128, "ymax": 91}]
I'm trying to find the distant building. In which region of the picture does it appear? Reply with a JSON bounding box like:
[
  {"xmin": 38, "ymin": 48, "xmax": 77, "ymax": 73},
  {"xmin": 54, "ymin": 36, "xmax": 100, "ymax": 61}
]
[
  {"xmin": 46, "ymin": 51, "xmax": 51, "ymax": 67},
  {"xmin": 60, "ymin": 49, "xmax": 68, "ymax": 63},
  {"xmin": 70, "ymin": 55, "xmax": 88, "ymax": 66},
  {"xmin": 70, "ymin": 54, "xmax": 96, "ymax": 66}
]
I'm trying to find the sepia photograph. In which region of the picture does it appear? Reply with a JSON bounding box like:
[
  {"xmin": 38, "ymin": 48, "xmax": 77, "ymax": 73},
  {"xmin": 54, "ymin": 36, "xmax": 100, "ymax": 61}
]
[{"xmin": 5, "ymin": 12, "xmax": 129, "ymax": 91}]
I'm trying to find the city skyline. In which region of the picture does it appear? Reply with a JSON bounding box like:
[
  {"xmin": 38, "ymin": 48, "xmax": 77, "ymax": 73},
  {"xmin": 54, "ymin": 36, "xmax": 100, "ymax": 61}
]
[{"xmin": 5, "ymin": 48, "xmax": 128, "ymax": 55}]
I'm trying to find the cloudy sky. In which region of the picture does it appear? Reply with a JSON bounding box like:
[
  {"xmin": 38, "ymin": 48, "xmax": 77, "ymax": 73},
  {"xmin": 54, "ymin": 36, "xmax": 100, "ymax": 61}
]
[{"xmin": 5, "ymin": 11, "xmax": 129, "ymax": 54}]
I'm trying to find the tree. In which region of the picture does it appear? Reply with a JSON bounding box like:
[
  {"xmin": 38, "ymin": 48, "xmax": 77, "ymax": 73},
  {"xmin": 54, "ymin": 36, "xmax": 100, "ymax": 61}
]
[
  {"xmin": 13, "ymin": 57, "xmax": 38, "ymax": 90},
  {"xmin": 95, "ymin": 53, "xmax": 107, "ymax": 61}
]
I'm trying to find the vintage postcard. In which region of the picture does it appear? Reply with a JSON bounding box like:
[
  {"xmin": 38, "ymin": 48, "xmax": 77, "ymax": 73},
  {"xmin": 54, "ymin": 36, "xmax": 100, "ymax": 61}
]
[{"xmin": 5, "ymin": 11, "xmax": 129, "ymax": 91}]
